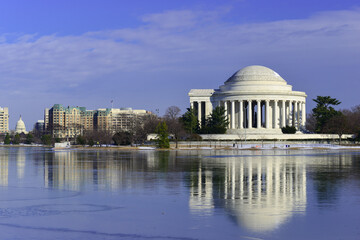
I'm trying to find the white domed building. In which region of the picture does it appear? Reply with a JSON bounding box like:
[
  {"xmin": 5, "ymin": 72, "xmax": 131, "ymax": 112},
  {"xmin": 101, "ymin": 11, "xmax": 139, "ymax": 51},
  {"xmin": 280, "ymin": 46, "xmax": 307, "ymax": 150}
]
[
  {"xmin": 15, "ymin": 116, "xmax": 27, "ymax": 134},
  {"xmin": 189, "ymin": 65, "xmax": 307, "ymax": 135}
]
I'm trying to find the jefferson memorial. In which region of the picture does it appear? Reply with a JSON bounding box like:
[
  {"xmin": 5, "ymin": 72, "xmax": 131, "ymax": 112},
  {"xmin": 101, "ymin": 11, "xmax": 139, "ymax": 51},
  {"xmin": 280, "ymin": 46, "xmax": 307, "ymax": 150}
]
[{"xmin": 189, "ymin": 65, "xmax": 307, "ymax": 135}]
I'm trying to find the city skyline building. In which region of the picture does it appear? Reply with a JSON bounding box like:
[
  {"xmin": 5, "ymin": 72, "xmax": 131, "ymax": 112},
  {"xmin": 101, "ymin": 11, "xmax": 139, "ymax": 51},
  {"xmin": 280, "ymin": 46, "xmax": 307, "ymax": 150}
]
[
  {"xmin": 0, "ymin": 107, "xmax": 9, "ymax": 134},
  {"xmin": 33, "ymin": 120, "xmax": 45, "ymax": 134},
  {"xmin": 45, "ymin": 104, "xmax": 153, "ymax": 138}
]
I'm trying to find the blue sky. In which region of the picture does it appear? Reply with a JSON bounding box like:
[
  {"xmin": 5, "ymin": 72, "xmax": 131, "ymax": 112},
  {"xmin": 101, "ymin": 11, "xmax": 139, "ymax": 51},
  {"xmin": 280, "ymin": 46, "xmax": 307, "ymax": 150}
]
[{"xmin": 0, "ymin": 0, "xmax": 359, "ymax": 128}]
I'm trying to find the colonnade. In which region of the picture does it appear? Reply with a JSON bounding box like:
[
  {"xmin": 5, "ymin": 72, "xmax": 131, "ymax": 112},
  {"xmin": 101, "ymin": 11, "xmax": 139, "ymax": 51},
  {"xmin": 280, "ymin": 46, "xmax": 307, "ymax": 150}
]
[
  {"xmin": 190, "ymin": 101, "xmax": 212, "ymax": 126},
  {"xmin": 221, "ymin": 99, "xmax": 306, "ymax": 130},
  {"xmin": 191, "ymin": 99, "xmax": 306, "ymax": 130}
]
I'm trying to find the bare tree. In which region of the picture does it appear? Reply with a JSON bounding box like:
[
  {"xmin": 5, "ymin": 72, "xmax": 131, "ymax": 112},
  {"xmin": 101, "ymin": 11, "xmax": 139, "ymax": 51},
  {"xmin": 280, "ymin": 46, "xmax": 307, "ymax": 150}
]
[
  {"xmin": 83, "ymin": 130, "xmax": 113, "ymax": 146},
  {"xmin": 164, "ymin": 106, "xmax": 181, "ymax": 120},
  {"xmin": 305, "ymin": 113, "xmax": 316, "ymax": 133},
  {"xmin": 131, "ymin": 114, "xmax": 161, "ymax": 144},
  {"xmin": 323, "ymin": 114, "xmax": 350, "ymax": 145},
  {"xmin": 164, "ymin": 106, "xmax": 185, "ymax": 148}
]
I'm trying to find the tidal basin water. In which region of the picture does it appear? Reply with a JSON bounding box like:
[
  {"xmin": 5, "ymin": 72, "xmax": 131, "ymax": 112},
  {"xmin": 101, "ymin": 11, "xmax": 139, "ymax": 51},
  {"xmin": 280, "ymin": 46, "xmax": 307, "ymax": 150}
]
[{"xmin": 0, "ymin": 147, "xmax": 360, "ymax": 239}]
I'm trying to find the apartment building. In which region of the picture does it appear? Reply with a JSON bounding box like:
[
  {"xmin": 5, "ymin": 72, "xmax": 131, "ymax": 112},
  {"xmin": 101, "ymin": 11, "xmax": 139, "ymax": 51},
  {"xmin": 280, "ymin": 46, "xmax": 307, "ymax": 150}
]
[
  {"xmin": 45, "ymin": 104, "xmax": 152, "ymax": 138},
  {"xmin": 0, "ymin": 107, "xmax": 9, "ymax": 134}
]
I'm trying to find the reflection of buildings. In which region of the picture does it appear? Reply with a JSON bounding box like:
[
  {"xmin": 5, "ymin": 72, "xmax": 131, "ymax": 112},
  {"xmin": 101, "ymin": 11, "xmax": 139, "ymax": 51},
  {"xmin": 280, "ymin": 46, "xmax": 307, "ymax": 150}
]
[
  {"xmin": 189, "ymin": 154, "xmax": 308, "ymax": 232},
  {"xmin": 43, "ymin": 151, "xmax": 178, "ymax": 191},
  {"xmin": 189, "ymin": 165, "xmax": 214, "ymax": 215},
  {"xmin": 187, "ymin": 152, "xmax": 359, "ymax": 232},
  {"xmin": 0, "ymin": 149, "xmax": 9, "ymax": 186},
  {"xmin": 224, "ymin": 157, "xmax": 306, "ymax": 232},
  {"xmin": 16, "ymin": 148, "xmax": 26, "ymax": 179}
]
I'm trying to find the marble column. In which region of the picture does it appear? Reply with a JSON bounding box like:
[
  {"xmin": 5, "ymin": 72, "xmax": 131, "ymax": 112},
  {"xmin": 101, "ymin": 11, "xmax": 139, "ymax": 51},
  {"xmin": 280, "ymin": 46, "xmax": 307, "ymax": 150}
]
[
  {"xmin": 239, "ymin": 100, "xmax": 243, "ymax": 129},
  {"xmin": 274, "ymin": 100, "xmax": 279, "ymax": 128},
  {"xmin": 190, "ymin": 101, "xmax": 194, "ymax": 109},
  {"xmin": 257, "ymin": 100, "xmax": 261, "ymax": 128},
  {"xmin": 205, "ymin": 101, "xmax": 211, "ymax": 118},
  {"xmin": 248, "ymin": 100, "xmax": 252, "ymax": 129},
  {"xmin": 297, "ymin": 102, "xmax": 301, "ymax": 129},
  {"xmin": 224, "ymin": 101, "xmax": 228, "ymax": 128},
  {"xmin": 198, "ymin": 101, "xmax": 202, "ymax": 125},
  {"xmin": 231, "ymin": 101, "xmax": 235, "ymax": 129},
  {"xmin": 294, "ymin": 101, "xmax": 298, "ymax": 129},
  {"xmin": 302, "ymin": 102, "xmax": 306, "ymax": 129},
  {"xmin": 281, "ymin": 100, "xmax": 286, "ymax": 128},
  {"xmin": 286, "ymin": 101, "xmax": 290, "ymax": 126},
  {"xmin": 291, "ymin": 102, "xmax": 294, "ymax": 127},
  {"xmin": 265, "ymin": 100, "xmax": 270, "ymax": 129}
]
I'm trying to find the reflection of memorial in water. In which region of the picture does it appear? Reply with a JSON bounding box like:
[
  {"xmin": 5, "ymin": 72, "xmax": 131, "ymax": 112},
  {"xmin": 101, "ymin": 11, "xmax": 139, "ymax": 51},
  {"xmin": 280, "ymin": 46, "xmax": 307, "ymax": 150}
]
[
  {"xmin": 189, "ymin": 153, "xmax": 308, "ymax": 232},
  {"xmin": 189, "ymin": 164, "xmax": 214, "ymax": 215}
]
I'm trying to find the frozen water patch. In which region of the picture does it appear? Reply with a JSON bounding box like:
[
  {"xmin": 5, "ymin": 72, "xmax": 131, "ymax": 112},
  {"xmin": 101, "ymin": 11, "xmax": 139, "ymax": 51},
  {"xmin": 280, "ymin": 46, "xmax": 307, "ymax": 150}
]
[
  {"xmin": 0, "ymin": 204, "xmax": 122, "ymax": 218},
  {"xmin": 0, "ymin": 186, "xmax": 81, "ymax": 202},
  {"xmin": 0, "ymin": 222, "xmax": 197, "ymax": 240}
]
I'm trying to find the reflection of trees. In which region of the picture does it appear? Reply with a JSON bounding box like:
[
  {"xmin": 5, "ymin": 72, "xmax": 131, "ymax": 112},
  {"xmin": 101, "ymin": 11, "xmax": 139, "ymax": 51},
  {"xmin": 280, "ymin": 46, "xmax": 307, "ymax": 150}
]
[{"xmin": 310, "ymin": 154, "xmax": 353, "ymax": 207}]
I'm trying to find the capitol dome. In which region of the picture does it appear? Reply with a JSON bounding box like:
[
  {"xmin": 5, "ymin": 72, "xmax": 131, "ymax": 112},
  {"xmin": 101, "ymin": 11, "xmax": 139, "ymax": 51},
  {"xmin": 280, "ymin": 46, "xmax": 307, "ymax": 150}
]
[
  {"xmin": 15, "ymin": 116, "xmax": 27, "ymax": 134},
  {"xmin": 219, "ymin": 65, "xmax": 292, "ymax": 93}
]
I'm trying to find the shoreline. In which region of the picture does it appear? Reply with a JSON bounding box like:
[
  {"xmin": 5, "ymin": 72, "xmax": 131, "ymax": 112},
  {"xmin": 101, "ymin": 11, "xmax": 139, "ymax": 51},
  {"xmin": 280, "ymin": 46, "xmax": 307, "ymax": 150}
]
[{"xmin": 1, "ymin": 144, "xmax": 360, "ymax": 151}]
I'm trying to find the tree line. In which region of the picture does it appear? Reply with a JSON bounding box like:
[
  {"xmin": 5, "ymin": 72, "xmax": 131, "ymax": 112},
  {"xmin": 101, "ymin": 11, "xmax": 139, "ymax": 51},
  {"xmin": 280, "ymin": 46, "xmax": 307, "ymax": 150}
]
[
  {"xmin": 306, "ymin": 96, "xmax": 360, "ymax": 143},
  {"xmin": 110, "ymin": 105, "xmax": 229, "ymax": 148},
  {"xmin": 6, "ymin": 96, "xmax": 356, "ymax": 147}
]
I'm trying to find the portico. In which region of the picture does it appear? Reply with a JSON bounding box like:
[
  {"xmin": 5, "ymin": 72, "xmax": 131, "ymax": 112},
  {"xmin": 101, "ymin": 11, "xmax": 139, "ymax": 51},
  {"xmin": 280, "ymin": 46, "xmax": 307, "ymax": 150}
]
[{"xmin": 189, "ymin": 65, "xmax": 307, "ymax": 134}]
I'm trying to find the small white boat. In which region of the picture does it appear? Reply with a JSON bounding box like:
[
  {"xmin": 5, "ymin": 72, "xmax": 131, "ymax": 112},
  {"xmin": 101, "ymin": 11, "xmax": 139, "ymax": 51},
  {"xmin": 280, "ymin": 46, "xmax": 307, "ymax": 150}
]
[{"xmin": 52, "ymin": 141, "xmax": 71, "ymax": 150}]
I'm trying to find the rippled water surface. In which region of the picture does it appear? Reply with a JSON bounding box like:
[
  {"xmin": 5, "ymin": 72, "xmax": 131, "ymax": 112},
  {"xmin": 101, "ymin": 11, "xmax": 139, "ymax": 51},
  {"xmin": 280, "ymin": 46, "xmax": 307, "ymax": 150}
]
[{"xmin": 0, "ymin": 147, "xmax": 360, "ymax": 239}]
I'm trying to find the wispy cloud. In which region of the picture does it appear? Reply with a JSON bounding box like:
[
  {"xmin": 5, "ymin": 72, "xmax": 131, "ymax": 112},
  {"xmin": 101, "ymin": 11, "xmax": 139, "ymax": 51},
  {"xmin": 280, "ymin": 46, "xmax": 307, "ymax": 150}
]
[{"xmin": 0, "ymin": 7, "xmax": 359, "ymax": 126}]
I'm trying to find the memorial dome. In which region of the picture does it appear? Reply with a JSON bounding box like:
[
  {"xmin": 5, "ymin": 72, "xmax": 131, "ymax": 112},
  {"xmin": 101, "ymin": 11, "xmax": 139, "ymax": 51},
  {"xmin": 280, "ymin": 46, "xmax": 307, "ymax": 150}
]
[
  {"xmin": 189, "ymin": 64, "xmax": 307, "ymax": 134},
  {"xmin": 15, "ymin": 116, "xmax": 27, "ymax": 134},
  {"xmin": 219, "ymin": 65, "xmax": 292, "ymax": 93}
]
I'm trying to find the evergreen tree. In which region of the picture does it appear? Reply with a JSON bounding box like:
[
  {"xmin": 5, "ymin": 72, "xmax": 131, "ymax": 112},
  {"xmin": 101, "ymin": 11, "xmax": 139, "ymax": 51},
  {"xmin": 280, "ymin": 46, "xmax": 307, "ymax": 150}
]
[
  {"xmin": 41, "ymin": 134, "xmax": 52, "ymax": 145},
  {"xmin": 180, "ymin": 108, "xmax": 199, "ymax": 134},
  {"xmin": 76, "ymin": 135, "xmax": 87, "ymax": 146},
  {"xmin": 4, "ymin": 133, "xmax": 10, "ymax": 144},
  {"xmin": 281, "ymin": 125, "xmax": 297, "ymax": 134},
  {"xmin": 312, "ymin": 96, "xmax": 341, "ymax": 133},
  {"xmin": 155, "ymin": 121, "xmax": 170, "ymax": 148},
  {"xmin": 13, "ymin": 133, "xmax": 21, "ymax": 144},
  {"xmin": 202, "ymin": 106, "xmax": 229, "ymax": 134},
  {"xmin": 25, "ymin": 133, "xmax": 34, "ymax": 144}
]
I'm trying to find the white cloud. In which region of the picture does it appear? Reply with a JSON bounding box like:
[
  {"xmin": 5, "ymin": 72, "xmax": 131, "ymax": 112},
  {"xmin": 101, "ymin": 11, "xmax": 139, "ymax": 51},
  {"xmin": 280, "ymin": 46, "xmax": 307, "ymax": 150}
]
[{"xmin": 0, "ymin": 7, "xmax": 360, "ymax": 126}]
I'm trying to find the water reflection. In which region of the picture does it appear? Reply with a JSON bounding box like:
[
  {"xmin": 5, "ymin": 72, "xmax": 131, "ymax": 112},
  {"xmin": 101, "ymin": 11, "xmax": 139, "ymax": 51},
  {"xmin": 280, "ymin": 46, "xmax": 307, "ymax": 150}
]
[
  {"xmin": 17, "ymin": 148, "xmax": 26, "ymax": 179},
  {"xmin": 0, "ymin": 149, "xmax": 8, "ymax": 186},
  {"xmin": 0, "ymin": 147, "xmax": 359, "ymax": 237},
  {"xmin": 43, "ymin": 150, "xmax": 181, "ymax": 191},
  {"xmin": 308, "ymin": 153, "xmax": 354, "ymax": 207},
  {"xmin": 189, "ymin": 154, "xmax": 307, "ymax": 232}
]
